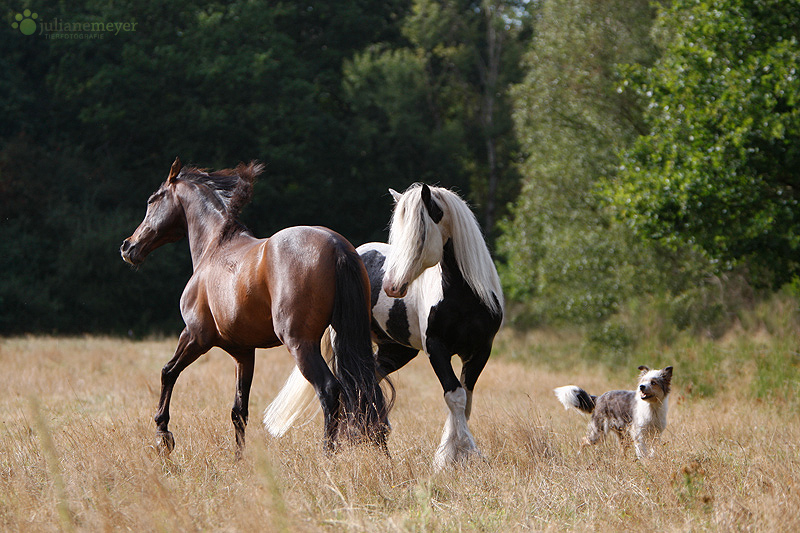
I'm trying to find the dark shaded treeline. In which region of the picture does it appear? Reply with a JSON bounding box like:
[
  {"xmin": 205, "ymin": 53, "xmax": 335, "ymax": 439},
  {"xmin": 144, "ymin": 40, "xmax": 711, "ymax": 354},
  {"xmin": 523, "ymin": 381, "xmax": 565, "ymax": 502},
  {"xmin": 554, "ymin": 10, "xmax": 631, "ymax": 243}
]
[
  {"xmin": 7, "ymin": 0, "xmax": 795, "ymax": 338},
  {"xmin": 1, "ymin": 1, "xmax": 529, "ymax": 334}
]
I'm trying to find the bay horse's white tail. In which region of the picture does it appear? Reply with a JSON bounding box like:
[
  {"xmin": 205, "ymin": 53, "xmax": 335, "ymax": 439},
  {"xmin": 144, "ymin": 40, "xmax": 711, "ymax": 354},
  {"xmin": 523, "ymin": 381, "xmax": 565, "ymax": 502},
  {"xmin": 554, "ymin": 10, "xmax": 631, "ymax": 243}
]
[{"xmin": 263, "ymin": 330, "xmax": 333, "ymax": 437}]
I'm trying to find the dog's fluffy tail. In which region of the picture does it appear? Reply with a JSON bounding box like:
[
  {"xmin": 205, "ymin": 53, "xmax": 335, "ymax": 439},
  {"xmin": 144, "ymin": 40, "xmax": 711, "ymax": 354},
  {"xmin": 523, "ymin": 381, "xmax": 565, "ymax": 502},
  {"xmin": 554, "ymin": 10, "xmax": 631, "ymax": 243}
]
[{"xmin": 554, "ymin": 385, "xmax": 596, "ymax": 414}]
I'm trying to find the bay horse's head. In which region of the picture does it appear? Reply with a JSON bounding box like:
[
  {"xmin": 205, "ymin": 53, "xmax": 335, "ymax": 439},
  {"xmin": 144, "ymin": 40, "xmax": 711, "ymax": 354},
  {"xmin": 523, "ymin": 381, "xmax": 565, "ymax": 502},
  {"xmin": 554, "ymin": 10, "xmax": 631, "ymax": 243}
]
[
  {"xmin": 120, "ymin": 158, "xmax": 187, "ymax": 266},
  {"xmin": 383, "ymin": 183, "xmax": 448, "ymax": 298}
]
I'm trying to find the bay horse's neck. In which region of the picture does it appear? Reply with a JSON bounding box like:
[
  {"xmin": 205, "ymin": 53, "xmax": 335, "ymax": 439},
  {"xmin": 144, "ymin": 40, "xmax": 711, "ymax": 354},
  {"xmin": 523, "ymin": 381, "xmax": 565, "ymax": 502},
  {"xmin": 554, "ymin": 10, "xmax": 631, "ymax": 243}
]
[{"xmin": 177, "ymin": 183, "xmax": 231, "ymax": 269}]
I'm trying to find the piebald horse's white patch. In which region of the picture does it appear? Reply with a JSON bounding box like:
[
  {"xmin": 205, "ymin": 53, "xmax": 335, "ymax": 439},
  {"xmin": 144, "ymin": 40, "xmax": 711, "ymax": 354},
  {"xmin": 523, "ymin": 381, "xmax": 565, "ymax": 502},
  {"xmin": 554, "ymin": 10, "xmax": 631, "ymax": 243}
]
[{"xmin": 365, "ymin": 242, "xmax": 443, "ymax": 352}]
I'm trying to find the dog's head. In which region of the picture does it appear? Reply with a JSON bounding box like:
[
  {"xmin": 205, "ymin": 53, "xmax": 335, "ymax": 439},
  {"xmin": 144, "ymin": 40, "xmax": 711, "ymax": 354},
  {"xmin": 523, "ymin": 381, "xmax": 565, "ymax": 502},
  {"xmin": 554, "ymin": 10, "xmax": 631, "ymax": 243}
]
[{"xmin": 636, "ymin": 365, "xmax": 673, "ymax": 403}]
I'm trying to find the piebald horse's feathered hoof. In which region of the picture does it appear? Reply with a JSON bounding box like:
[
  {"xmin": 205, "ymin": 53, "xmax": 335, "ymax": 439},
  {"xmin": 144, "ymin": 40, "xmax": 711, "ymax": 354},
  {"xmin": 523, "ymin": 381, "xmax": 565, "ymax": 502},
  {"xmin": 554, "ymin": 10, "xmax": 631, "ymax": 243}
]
[{"xmin": 156, "ymin": 431, "xmax": 175, "ymax": 456}]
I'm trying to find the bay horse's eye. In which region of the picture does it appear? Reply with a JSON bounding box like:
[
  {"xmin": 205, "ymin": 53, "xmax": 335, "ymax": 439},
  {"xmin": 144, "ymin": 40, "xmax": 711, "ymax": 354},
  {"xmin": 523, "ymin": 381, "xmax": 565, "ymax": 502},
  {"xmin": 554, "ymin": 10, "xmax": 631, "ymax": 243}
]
[{"xmin": 147, "ymin": 191, "xmax": 164, "ymax": 205}]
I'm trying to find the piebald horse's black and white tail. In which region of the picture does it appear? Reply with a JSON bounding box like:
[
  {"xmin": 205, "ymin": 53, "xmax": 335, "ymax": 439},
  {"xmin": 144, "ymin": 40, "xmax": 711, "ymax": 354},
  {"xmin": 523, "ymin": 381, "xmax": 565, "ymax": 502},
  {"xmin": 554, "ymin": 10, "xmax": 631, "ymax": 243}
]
[{"xmin": 263, "ymin": 334, "xmax": 329, "ymax": 437}]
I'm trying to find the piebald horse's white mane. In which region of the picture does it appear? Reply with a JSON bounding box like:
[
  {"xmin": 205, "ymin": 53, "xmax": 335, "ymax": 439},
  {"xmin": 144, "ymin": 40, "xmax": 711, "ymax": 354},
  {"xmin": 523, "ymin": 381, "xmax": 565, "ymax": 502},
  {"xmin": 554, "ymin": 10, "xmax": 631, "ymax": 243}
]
[{"xmin": 386, "ymin": 184, "xmax": 504, "ymax": 316}]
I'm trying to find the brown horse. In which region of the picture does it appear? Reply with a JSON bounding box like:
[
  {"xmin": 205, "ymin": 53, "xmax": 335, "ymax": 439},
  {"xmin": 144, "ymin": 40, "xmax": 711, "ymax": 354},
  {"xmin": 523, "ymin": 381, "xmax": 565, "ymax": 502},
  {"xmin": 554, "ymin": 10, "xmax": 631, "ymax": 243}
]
[{"xmin": 120, "ymin": 158, "xmax": 388, "ymax": 457}]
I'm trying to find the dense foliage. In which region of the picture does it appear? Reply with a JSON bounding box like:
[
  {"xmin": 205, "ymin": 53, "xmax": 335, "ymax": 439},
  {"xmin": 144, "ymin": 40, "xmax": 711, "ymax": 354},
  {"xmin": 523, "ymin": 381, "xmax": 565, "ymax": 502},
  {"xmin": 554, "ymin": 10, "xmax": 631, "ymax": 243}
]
[
  {"xmin": 611, "ymin": 0, "xmax": 800, "ymax": 288},
  {"xmin": 498, "ymin": 0, "xmax": 663, "ymax": 324},
  {"xmin": 1, "ymin": 0, "xmax": 528, "ymax": 334},
  {"xmin": 501, "ymin": 0, "xmax": 799, "ymax": 330},
  {"xmin": 3, "ymin": 0, "xmax": 407, "ymax": 333},
  {"xmin": 2, "ymin": 0, "xmax": 798, "ymax": 335}
]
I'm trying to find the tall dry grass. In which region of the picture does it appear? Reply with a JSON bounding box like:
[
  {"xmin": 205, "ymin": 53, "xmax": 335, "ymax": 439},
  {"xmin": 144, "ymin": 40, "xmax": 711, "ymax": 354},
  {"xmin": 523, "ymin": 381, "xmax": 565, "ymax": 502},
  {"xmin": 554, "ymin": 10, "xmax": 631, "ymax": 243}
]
[{"xmin": 0, "ymin": 334, "xmax": 798, "ymax": 531}]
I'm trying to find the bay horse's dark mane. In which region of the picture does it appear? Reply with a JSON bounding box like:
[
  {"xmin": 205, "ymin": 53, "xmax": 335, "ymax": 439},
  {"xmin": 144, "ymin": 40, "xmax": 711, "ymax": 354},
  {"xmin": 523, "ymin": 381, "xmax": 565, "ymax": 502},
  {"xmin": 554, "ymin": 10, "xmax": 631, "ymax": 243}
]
[{"xmin": 179, "ymin": 162, "xmax": 264, "ymax": 240}]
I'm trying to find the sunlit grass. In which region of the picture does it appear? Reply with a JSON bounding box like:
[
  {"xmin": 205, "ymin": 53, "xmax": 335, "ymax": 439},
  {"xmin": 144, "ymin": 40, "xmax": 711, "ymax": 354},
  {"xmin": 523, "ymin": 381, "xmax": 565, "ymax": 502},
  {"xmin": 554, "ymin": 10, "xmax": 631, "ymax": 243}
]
[{"xmin": 0, "ymin": 328, "xmax": 798, "ymax": 530}]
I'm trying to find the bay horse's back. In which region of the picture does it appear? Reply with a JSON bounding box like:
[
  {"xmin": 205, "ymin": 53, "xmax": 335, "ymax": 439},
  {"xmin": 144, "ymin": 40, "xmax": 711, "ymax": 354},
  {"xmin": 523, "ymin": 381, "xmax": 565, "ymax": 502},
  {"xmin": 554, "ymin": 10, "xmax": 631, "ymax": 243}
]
[{"xmin": 265, "ymin": 226, "xmax": 354, "ymax": 341}]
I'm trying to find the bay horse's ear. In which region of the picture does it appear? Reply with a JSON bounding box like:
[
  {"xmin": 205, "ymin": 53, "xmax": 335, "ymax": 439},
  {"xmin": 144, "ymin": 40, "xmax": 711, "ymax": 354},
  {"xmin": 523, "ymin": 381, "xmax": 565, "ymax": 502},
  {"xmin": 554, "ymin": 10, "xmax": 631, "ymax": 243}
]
[
  {"xmin": 421, "ymin": 184, "xmax": 444, "ymax": 223},
  {"xmin": 167, "ymin": 157, "xmax": 182, "ymax": 183},
  {"xmin": 389, "ymin": 188, "xmax": 402, "ymax": 203}
]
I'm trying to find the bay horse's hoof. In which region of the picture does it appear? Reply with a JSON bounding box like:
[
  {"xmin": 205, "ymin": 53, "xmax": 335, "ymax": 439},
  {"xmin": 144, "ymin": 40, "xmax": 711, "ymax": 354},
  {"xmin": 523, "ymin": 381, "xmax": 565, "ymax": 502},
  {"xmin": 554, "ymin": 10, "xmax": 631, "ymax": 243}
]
[{"xmin": 155, "ymin": 431, "xmax": 175, "ymax": 456}]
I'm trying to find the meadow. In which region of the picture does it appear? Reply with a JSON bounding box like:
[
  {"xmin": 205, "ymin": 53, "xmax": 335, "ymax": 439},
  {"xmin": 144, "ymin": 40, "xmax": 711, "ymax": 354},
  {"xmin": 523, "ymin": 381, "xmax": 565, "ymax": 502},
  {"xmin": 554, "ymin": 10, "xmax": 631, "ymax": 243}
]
[{"xmin": 1, "ymin": 326, "xmax": 798, "ymax": 531}]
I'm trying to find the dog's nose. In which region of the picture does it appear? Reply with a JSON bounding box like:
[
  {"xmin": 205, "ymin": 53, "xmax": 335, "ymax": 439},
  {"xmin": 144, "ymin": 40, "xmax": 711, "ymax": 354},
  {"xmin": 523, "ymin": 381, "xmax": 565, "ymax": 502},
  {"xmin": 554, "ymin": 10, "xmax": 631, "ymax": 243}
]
[{"xmin": 639, "ymin": 384, "xmax": 646, "ymax": 391}]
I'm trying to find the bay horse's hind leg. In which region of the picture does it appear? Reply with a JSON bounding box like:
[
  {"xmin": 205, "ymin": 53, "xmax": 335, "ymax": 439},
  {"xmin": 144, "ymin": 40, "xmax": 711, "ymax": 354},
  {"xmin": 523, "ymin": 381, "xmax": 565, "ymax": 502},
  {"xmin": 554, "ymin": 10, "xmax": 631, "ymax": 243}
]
[
  {"xmin": 287, "ymin": 339, "xmax": 342, "ymax": 452},
  {"xmin": 229, "ymin": 348, "xmax": 255, "ymax": 460},
  {"xmin": 154, "ymin": 329, "xmax": 208, "ymax": 456}
]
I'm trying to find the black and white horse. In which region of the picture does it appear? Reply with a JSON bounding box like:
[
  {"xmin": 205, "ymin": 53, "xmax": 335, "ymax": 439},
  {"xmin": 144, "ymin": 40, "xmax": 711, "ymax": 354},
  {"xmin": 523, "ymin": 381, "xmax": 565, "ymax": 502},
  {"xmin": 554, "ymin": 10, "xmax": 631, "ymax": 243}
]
[{"xmin": 264, "ymin": 184, "xmax": 503, "ymax": 469}]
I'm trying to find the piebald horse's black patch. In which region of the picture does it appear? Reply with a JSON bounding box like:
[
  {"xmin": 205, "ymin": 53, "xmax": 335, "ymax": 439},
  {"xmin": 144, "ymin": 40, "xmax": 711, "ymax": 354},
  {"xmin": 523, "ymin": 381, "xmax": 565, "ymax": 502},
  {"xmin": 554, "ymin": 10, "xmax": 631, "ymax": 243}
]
[
  {"xmin": 361, "ymin": 249, "xmax": 386, "ymax": 309},
  {"xmin": 424, "ymin": 239, "xmax": 502, "ymax": 392},
  {"xmin": 421, "ymin": 184, "xmax": 444, "ymax": 223},
  {"xmin": 387, "ymin": 299, "xmax": 411, "ymax": 347},
  {"xmin": 362, "ymin": 248, "xmax": 412, "ymax": 346}
]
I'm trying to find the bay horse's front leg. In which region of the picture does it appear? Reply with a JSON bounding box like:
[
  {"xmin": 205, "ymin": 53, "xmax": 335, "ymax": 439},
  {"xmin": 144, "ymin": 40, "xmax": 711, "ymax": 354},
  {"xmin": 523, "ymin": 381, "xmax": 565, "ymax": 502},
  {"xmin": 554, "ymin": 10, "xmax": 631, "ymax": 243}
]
[
  {"xmin": 229, "ymin": 349, "xmax": 255, "ymax": 460},
  {"xmin": 154, "ymin": 328, "xmax": 207, "ymax": 456}
]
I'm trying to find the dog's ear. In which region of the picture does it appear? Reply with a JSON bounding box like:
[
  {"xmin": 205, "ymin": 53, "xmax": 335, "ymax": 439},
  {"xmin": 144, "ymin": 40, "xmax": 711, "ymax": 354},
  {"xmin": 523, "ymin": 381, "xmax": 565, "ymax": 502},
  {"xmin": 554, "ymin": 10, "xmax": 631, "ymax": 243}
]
[
  {"xmin": 638, "ymin": 365, "xmax": 650, "ymax": 375},
  {"xmin": 661, "ymin": 366, "xmax": 673, "ymax": 382},
  {"xmin": 389, "ymin": 188, "xmax": 402, "ymax": 203}
]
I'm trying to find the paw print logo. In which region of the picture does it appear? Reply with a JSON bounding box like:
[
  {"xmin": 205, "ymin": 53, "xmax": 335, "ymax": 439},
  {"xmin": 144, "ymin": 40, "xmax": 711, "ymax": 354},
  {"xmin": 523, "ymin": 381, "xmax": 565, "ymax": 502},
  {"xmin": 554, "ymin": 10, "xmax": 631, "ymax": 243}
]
[{"xmin": 12, "ymin": 9, "xmax": 38, "ymax": 36}]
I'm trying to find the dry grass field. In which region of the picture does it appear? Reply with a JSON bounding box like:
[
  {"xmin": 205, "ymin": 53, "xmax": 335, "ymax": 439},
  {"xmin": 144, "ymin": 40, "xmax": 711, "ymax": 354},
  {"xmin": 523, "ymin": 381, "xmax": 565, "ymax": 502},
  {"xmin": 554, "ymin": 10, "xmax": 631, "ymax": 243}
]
[{"xmin": 1, "ymin": 332, "xmax": 798, "ymax": 531}]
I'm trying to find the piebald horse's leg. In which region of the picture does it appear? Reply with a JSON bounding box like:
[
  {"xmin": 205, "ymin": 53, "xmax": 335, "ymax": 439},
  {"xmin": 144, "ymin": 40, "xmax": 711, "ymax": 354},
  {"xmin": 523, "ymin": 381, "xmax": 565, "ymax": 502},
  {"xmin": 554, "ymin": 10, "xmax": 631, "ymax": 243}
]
[
  {"xmin": 154, "ymin": 328, "xmax": 208, "ymax": 456},
  {"xmin": 426, "ymin": 338, "xmax": 479, "ymax": 471},
  {"xmin": 375, "ymin": 342, "xmax": 419, "ymax": 378},
  {"xmin": 229, "ymin": 348, "xmax": 255, "ymax": 460},
  {"xmin": 459, "ymin": 342, "xmax": 492, "ymax": 421}
]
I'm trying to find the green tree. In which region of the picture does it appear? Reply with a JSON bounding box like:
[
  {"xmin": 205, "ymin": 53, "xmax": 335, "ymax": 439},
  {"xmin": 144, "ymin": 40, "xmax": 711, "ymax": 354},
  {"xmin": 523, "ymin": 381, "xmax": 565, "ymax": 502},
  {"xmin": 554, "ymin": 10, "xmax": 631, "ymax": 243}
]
[
  {"xmin": 341, "ymin": 0, "xmax": 532, "ymax": 239},
  {"xmin": 499, "ymin": 0, "xmax": 661, "ymax": 323},
  {"xmin": 1, "ymin": 0, "xmax": 409, "ymax": 334},
  {"xmin": 341, "ymin": 45, "xmax": 468, "ymax": 235},
  {"xmin": 611, "ymin": 0, "xmax": 800, "ymax": 288}
]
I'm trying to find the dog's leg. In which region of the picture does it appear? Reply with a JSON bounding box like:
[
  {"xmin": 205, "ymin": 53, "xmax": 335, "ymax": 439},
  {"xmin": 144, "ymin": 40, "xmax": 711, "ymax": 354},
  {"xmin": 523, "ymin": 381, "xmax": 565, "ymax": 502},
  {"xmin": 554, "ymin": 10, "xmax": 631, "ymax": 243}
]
[
  {"xmin": 615, "ymin": 429, "xmax": 631, "ymax": 455},
  {"xmin": 633, "ymin": 429, "xmax": 648, "ymax": 459},
  {"xmin": 580, "ymin": 419, "xmax": 604, "ymax": 453},
  {"xmin": 647, "ymin": 434, "xmax": 660, "ymax": 457}
]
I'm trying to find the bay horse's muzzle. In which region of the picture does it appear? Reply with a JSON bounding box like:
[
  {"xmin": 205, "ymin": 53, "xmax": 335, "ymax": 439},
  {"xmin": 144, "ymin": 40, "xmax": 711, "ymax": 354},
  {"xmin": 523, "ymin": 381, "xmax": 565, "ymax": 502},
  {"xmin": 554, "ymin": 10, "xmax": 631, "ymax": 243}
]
[{"xmin": 120, "ymin": 238, "xmax": 143, "ymax": 266}]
